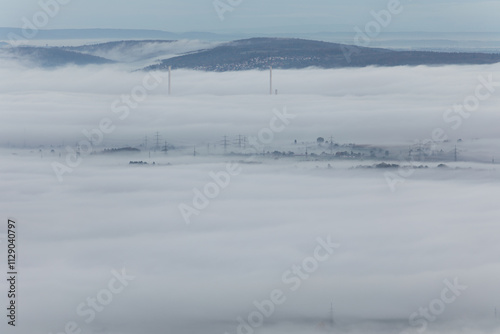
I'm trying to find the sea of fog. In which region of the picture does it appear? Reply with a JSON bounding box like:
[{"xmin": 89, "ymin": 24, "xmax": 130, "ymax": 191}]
[{"xmin": 1, "ymin": 61, "xmax": 500, "ymax": 334}]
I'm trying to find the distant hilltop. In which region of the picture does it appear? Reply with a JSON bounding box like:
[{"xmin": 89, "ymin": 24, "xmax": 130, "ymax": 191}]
[
  {"xmin": 145, "ymin": 37, "xmax": 500, "ymax": 71},
  {"xmin": 1, "ymin": 37, "xmax": 500, "ymax": 70}
]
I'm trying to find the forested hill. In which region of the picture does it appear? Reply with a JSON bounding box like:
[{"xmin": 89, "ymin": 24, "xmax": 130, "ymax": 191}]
[{"xmin": 145, "ymin": 37, "xmax": 500, "ymax": 71}]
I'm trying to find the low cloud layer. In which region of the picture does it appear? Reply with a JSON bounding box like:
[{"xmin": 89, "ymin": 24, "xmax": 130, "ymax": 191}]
[
  {"xmin": 1, "ymin": 153, "xmax": 500, "ymax": 334},
  {"xmin": 65, "ymin": 40, "xmax": 221, "ymax": 65},
  {"xmin": 1, "ymin": 61, "xmax": 500, "ymax": 334},
  {"xmin": 1, "ymin": 62, "xmax": 500, "ymax": 151}
]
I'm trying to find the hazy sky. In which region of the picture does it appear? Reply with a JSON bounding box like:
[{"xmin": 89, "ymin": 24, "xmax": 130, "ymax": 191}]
[{"xmin": 1, "ymin": 0, "xmax": 500, "ymax": 33}]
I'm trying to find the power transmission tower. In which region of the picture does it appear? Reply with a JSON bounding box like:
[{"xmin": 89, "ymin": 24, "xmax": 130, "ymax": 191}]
[
  {"xmin": 233, "ymin": 135, "xmax": 247, "ymax": 150},
  {"xmin": 222, "ymin": 135, "xmax": 229, "ymax": 154},
  {"xmin": 154, "ymin": 132, "xmax": 161, "ymax": 151},
  {"xmin": 193, "ymin": 146, "xmax": 197, "ymax": 157},
  {"xmin": 330, "ymin": 302, "xmax": 335, "ymax": 327},
  {"xmin": 162, "ymin": 141, "xmax": 168, "ymax": 155},
  {"xmin": 144, "ymin": 135, "xmax": 148, "ymax": 151}
]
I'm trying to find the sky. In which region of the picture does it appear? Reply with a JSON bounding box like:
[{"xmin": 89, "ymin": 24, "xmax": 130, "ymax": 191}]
[{"xmin": 1, "ymin": 0, "xmax": 500, "ymax": 33}]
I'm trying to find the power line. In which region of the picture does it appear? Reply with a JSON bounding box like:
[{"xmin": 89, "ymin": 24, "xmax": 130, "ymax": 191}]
[{"xmin": 233, "ymin": 134, "xmax": 247, "ymax": 149}]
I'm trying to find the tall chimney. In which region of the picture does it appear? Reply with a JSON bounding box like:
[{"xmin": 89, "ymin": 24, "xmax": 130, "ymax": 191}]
[
  {"xmin": 168, "ymin": 66, "xmax": 171, "ymax": 95},
  {"xmin": 270, "ymin": 66, "xmax": 273, "ymax": 95}
]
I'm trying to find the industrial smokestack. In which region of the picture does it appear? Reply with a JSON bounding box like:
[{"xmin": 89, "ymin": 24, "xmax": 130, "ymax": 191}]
[
  {"xmin": 168, "ymin": 66, "xmax": 171, "ymax": 95},
  {"xmin": 270, "ymin": 66, "xmax": 273, "ymax": 95}
]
